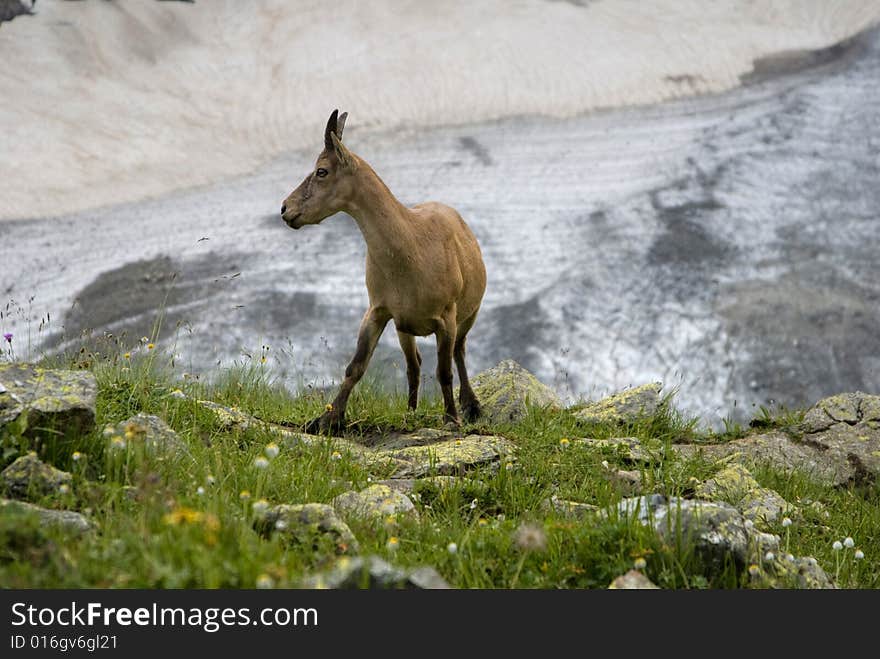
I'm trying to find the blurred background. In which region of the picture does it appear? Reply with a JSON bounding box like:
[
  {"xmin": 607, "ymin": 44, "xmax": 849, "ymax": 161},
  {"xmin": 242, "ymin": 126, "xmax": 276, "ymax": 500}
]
[{"xmin": 2, "ymin": 0, "xmax": 879, "ymax": 425}]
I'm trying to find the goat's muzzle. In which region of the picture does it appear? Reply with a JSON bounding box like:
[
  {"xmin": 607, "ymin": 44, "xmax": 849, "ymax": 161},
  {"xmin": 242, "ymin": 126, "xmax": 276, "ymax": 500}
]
[{"xmin": 283, "ymin": 211, "xmax": 303, "ymax": 229}]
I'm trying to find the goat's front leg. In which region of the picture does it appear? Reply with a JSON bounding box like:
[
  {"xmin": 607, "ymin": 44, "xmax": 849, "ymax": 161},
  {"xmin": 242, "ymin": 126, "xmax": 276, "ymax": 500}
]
[
  {"xmin": 435, "ymin": 309, "xmax": 460, "ymax": 426},
  {"xmin": 306, "ymin": 307, "xmax": 389, "ymax": 435}
]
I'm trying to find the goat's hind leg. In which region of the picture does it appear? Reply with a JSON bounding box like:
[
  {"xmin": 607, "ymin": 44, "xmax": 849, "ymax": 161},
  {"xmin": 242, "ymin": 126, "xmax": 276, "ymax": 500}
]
[
  {"xmin": 305, "ymin": 307, "xmax": 389, "ymax": 435},
  {"xmin": 435, "ymin": 310, "xmax": 460, "ymax": 426},
  {"xmin": 454, "ymin": 312, "xmax": 481, "ymax": 423},
  {"xmin": 397, "ymin": 330, "xmax": 421, "ymax": 411}
]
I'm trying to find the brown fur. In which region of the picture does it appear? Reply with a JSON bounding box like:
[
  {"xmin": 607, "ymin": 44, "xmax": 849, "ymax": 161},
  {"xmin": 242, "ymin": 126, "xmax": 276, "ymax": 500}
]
[{"xmin": 281, "ymin": 110, "xmax": 487, "ymax": 432}]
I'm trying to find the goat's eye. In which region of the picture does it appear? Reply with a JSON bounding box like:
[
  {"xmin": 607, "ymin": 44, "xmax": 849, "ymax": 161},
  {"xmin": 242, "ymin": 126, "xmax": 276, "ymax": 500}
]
[{"xmin": 316, "ymin": 168, "xmax": 328, "ymax": 178}]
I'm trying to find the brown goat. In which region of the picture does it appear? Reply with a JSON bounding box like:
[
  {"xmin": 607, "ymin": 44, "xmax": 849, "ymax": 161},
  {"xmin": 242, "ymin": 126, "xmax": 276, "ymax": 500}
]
[{"xmin": 281, "ymin": 110, "xmax": 487, "ymax": 433}]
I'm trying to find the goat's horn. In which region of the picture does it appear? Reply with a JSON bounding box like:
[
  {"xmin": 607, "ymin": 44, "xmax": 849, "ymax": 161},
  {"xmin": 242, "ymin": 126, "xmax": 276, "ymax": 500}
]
[
  {"xmin": 336, "ymin": 112, "xmax": 348, "ymax": 141},
  {"xmin": 324, "ymin": 109, "xmax": 339, "ymax": 150}
]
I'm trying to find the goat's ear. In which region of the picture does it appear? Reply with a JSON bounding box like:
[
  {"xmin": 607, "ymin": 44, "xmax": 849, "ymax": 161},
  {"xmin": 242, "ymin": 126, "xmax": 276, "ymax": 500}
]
[
  {"xmin": 330, "ymin": 132, "xmax": 355, "ymax": 170},
  {"xmin": 324, "ymin": 109, "xmax": 339, "ymax": 150},
  {"xmin": 336, "ymin": 112, "xmax": 348, "ymax": 141}
]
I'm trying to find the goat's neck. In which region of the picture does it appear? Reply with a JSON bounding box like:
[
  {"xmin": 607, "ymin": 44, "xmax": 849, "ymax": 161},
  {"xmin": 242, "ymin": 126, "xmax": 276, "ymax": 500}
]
[{"xmin": 344, "ymin": 163, "xmax": 413, "ymax": 258}]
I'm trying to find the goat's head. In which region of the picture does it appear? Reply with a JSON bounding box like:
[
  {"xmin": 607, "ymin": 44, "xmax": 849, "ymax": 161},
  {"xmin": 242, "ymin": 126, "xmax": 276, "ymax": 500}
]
[{"xmin": 281, "ymin": 109, "xmax": 358, "ymax": 230}]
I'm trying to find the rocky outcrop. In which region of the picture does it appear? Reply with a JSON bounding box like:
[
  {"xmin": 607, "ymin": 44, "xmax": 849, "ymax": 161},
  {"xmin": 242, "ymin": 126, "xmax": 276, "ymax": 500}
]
[
  {"xmin": 195, "ymin": 396, "xmax": 514, "ymax": 479},
  {"xmin": 369, "ymin": 435, "xmax": 516, "ymax": 478},
  {"xmin": 300, "ymin": 556, "xmax": 450, "ymax": 589},
  {"xmin": 466, "ymin": 360, "xmax": 562, "ymax": 425},
  {"xmin": 102, "ymin": 414, "xmax": 190, "ymax": 458},
  {"xmin": 1, "ymin": 498, "xmax": 93, "ymax": 535},
  {"xmin": 695, "ymin": 464, "xmax": 794, "ymax": 528},
  {"xmin": 675, "ymin": 392, "xmax": 880, "ymax": 487},
  {"xmin": 253, "ymin": 503, "xmax": 359, "ymax": 554},
  {"xmin": 332, "ymin": 484, "xmax": 419, "ymax": 522},
  {"xmin": 574, "ymin": 382, "xmax": 662, "ymax": 425},
  {"xmin": 611, "ymin": 493, "xmax": 833, "ymax": 587},
  {"xmin": 1, "ymin": 453, "xmax": 72, "ymax": 500},
  {"xmin": 608, "ymin": 570, "xmax": 659, "ymax": 589},
  {"xmin": 614, "ymin": 495, "xmax": 778, "ymax": 569},
  {"xmin": 0, "ymin": 363, "xmax": 97, "ymax": 451}
]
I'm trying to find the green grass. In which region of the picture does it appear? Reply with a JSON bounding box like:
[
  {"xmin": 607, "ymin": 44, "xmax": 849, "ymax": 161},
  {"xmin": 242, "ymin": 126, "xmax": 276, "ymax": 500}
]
[{"xmin": 0, "ymin": 346, "xmax": 877, "ymax": 589}]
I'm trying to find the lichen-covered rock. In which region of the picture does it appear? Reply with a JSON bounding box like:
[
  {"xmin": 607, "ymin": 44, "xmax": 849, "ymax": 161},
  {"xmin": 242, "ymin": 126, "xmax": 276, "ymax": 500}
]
[
  {"xmin": 608, "ymin": 468, "xmax": 642, "ymax": 494},
  {"xmin": 332, "ymin": 484, "xmax": 418, "ymax": 522},
  {"xmin": 101, "ymin": 414, "xmax": 190, "ymax": 458},
  {"xmin": 253, "ymin": 503, "xmax": 359, "ymax": 554},
  {"xmin": 369, "ymin": 428, "xmax": 455, "ymax": 451},
  {"xmin": 574, "ymin": 382, "xmax": 662, "ymax": 425},
  {"xmin": 196, "ymin": 399, "xmax": 368, "ymax": 457},
  {"xmin": 541, "ymin": 496, "xmax": 599, "ymax": 519},
  {"xmin": 779, "ymin": 556, "xmax": 835, "ymax": 589},
  {"xmin": 376, "ymin": 475, "xmax": 462, "ymax": 494},
  {"xmin": 1, "ymin": 453, "xmax": 72, "ymax": 500},
  {"xmin": 614, "ymin": 495, "xmax": 779, "ymax": 568},
  {"xmin": 197, "ymin": 400, "xmax": 259, "ymax": 432},
  {"xmin": 751, "ymin": 555, "xmax": 836, "ymax": 589},
  {"xmin": 1, "ymin": 498, "xmax": 93, "ymax": 535},
  {"xmin": 466, "ymin": 360, "xmax": 562, "ymax": 425},
  {"xmin": 675, "ymin": 391, "xmax": 880, "ymax": 487},
  {"xmin": 608, "ymin": 570, "xmax": 659, "ymax": 589},
  {"xmin": 0, "ymin": 363, "xmax": 96, "ymax": 449},
  {"xmin": 574, "ymin": 436, "xmax": 658, "ymax": 463},
  {"xmin": 695, "ymin": 464, "xmax": 794, "ymax": 528},
  {"xmin": 300, "ymin": 556, "xmax": 450, "ymax": 589},
  {"xmin": 369, "ymin": 434, "xmax": 516, "ymax": 478}
]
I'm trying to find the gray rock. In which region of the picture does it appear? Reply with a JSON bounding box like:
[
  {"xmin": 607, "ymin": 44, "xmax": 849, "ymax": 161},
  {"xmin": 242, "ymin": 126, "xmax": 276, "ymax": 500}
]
[
  {"xmin": 332, "ymin": 484, "xmax": 418, "ymax": 522},
  {"xmin": 369, "ymin": 434, "xmax": 516, "ymax": 478},
  {"xmin": 102, "ymin": 414, "xmax": 190, "ymax": 458},
  {"xmin": 0, "ymin": 498, "xmax": 93, "ymax": 535},
  {"xmin": 0, "ymin": 363, "xmax": 96, "ymax": 449},
  {"xmin": 695, "ymin": 464, "xmax": 794, "ymax": 528},
  {"xmin": 300, "ymin": 556, "xmax": 450, "ymax": 589},
  {"xmin": 253, "ymin": 503, "xmax": 359, "ymax": 554},
  {"xmin": 366, "ymin": 427, "xmax": 458, "ymax": 451},
  {"xmin": 1, "ymin": 453, "xmax": 72, "ymax": 500},
  {"xmin": 376, "ymin": 475, "xmax": 462, "ymax": 494},
  {"xmin": 608, "ymin": 569, "xmax": 659, "ymax": 589},
  {"xmin": 609, "ymin": 468, "xmax": 643, "ymax": 494},
  {"xmin": 675, "ymin": 392, "xmax": 880, "ymax": 487},
  {"xmin": 574, "ymin": 382, "xmax": 662, "ymax": 425},
  {"xmin": 614, "ymin": 495, "xmax": 779, "ymax": 568},
  {"xmin": 196, "ymin": 399, "xmax": 260, "ymax": 432},
  {"xmin": 753, "ymin": 555, "xmax": 836, "ymax": 589},
  {"xmin": 465, "ymin": 360, "xmax": 562, "ymax": 425},
  {"xmin": 541, "ymin": 496, "xmax": 599, "ymax": 519}
]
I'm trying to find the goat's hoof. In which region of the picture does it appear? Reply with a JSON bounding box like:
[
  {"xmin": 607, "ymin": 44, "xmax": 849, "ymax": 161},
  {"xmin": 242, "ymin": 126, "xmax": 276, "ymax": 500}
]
[
  {"xmin": 304, "ymin": 412, "xmax": 345, "ymax": 436},
  {"xmin": 443, "ymin": 415, "xmax": 462, "ymax": 430},
  {"xmin": 461, "ymin": 400, "xmax": 482, "ymax": 423}
]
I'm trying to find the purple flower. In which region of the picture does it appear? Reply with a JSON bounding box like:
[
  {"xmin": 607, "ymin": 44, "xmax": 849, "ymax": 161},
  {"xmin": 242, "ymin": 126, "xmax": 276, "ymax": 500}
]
[{"xmin": 3, "ymin": 333, "xmax": 11, "ymax": 343}]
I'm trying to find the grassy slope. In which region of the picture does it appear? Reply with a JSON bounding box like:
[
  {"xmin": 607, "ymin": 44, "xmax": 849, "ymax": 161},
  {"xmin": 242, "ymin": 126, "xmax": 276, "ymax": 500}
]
[{"xmin": 1, "ymin": 348, "xmax": 877, "ymax": 589}]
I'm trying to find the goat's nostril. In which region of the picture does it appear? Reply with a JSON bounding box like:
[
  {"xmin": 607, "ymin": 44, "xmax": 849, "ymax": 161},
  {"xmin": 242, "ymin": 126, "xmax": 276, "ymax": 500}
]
[{"xmin": 281, "ymin": 204, "xmax": 287, "ymax": 215}]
